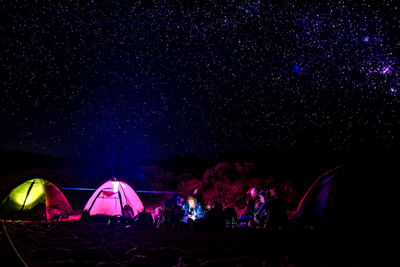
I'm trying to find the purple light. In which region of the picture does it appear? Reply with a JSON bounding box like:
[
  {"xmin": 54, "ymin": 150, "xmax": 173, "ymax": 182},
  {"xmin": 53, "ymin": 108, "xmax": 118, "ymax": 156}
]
[
  {"xmin": 363, "ymin": 36, "xmax": 370, "ymax": 43},
  {"xmin": 380, "ymin": 66, "xmax": 391, "ymax": 75}
]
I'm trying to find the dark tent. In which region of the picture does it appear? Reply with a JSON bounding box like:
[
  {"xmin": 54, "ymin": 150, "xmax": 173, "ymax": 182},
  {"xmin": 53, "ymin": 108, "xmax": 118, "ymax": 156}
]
[{"xmin": 296, "ymin": 157, "xmax": 396, "ymax": 232}]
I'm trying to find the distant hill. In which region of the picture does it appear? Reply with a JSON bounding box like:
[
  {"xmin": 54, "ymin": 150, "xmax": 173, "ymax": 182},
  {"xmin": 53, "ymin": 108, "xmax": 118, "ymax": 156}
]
[
  {"xmin": 0, "ymin": 148, "xmax": 75, "ymax": 174},
  {"xmin": 1, "ymin": 144, "xmax": 395, "ymax": 196},
  {"xmin": 0, "ymin": 146, "xmax": 347, "ymax": 187}
]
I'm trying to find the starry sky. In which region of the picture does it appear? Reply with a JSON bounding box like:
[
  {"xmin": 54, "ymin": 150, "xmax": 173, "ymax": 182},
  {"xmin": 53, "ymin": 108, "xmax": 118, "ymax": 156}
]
[{"xmin": 1, "ymin": 0, "xmax": 399, "ymax": 161}]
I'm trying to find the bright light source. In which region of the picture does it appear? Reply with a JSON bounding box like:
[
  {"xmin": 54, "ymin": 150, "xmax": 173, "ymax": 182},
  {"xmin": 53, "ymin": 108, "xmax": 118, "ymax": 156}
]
[
  {"xmin": 111, "ymin": 181, "xmax": 119, "ymax": 193},
  {"xmin": 380, "ymin": 66, "xmax": 391, "ymax": 75}
]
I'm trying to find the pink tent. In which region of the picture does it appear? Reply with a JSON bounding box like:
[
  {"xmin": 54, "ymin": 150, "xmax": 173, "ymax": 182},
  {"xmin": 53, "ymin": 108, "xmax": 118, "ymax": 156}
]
[{"xmin": 83, "ymin": 180, "xmax": 144, "ymax": 218}]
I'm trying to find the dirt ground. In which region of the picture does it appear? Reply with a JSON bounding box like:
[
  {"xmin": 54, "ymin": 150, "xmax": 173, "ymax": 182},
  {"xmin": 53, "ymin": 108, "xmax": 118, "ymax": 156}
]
[{"xmin": 0, "ymin": 220, "xmax": 377, "ymax": 266}]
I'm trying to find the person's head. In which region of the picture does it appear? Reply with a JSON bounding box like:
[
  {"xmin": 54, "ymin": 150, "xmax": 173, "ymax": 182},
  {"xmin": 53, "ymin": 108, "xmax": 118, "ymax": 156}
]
[
  {"xmin": 154, "ymin": 207, "xmax": 162, "ymax": 215},
  {"xmin": 258, "ymin": 191, "xmax": 265, "ymax": 203},
  {"xmin": 171, "ymin": 193, "xmax": 180, "ymax": 200},
  {"xmin": 266, "ymin": 189, "xmax": 272, "ymax": 201},
  {"xmin": 193, "ymin": 188, "xmax": 203, "ymax": 200},
  {"xmin": 248, "ymin": 187, "xmax": 259, "ymax": 200},
  {"xmin": 269, "ymin": 188, "xmax": 278, "ymax": 199},
  {"xmin": 206, "ymin": 201, "xmax": 214, "ymax": 210},
  {"xmin": 177, "ymin": 196, "xmax": 185, "ymax": 206},
  {"xmin": 187, "ymin": 195, "xmax": 197, "ymax": 209}
]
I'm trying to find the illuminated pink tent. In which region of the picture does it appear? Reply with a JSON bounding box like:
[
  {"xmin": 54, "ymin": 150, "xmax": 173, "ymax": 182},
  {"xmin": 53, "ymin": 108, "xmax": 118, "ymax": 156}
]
[{"xmin": 82, "ymin": 180, "xmax": 144, "ymax": 218}]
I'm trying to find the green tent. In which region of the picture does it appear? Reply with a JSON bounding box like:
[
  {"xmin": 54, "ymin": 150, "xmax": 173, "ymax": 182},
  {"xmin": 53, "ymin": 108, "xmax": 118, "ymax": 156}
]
[{"xmin": 0, "ymin": 178, "xmax": 73, "ymax": 220}]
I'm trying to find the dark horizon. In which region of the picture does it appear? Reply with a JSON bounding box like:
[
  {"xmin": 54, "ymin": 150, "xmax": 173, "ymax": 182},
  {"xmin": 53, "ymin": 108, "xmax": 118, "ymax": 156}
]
[{"xmin": 1, "ymin": 142, "xmax": 395, "ymax": 182}]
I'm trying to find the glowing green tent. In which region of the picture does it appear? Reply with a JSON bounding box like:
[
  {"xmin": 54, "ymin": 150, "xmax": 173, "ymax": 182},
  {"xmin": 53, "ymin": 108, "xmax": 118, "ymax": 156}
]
[{"xmin": 0, "ymin": 178, "xmax": 73, "ymax": 220}]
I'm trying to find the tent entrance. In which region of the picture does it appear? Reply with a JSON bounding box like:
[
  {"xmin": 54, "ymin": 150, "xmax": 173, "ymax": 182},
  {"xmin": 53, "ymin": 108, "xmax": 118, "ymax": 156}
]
[{"xmin": 87, "ymin": 188, "xmax": 125, "ymax": 217}]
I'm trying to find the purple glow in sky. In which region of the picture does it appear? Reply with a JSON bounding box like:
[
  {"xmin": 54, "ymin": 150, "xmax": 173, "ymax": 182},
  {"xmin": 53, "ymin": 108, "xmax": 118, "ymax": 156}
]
[{"xmin": 381, "ymin": 66, "xmax": 392, "ymax": 75}]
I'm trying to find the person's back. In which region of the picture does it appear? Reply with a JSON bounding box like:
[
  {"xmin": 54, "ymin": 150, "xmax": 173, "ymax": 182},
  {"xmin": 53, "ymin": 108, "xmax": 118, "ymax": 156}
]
[
  {"xmin": 164, "ymin": 193, "xmax": 182, "ymax": 208},
  {"xmin": 136, "ymin": 211, "xmax": 154, "ymax": 229},
  {"xmin": 205, "ymin": 203, "xmax": 225, "ymax": 229},
  {"xmin": 159, "ymin": 194, "xmax": 184, "ymax": 229},
  {"xmin": 240, "ymin": 187, "xmax": 259, "ymax": 227},
  {"xmin": 223, "ymin": 207, "xmax": 238, "ymax": 228},
  {"xmin": 264, "ymin": 190, "xmax": 287, "ymax": 229}
]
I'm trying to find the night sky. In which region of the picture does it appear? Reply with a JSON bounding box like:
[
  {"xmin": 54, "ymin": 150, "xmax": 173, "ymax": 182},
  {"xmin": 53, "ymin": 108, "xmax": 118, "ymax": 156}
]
[{"xmin": 1, "ymin": 0, "xmax": 399, "ymax": 161}]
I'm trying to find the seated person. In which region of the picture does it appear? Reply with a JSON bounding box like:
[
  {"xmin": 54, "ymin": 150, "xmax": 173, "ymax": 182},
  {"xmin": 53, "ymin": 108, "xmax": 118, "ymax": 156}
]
[
  {"xmin": 152, "ymin": 207, "xmax": 163, "ymax": 225},
  {"xmin": 248, "ymin": 189, "xmax": 266, "ymax": 227},
  {"xmin": 204, "ymin": 202, "xmax": 225, "ymax": 229},
  {"xmin": 157, "ymin": 193, "xmax": 185, "ymax": 229},
  {"xmin": 165, "ymin": 193, "xmax": 185, "ymax": 208},
  {"xmin": 135, "ymin": 208, "xmax": 154, "ymax": 229},
  {"xmin": 239, "ymin": 187, "xmax": 259, "ymax": 226},
  {"xmin": 182, "ymin": 195, "xmax": 204, "ymax": 223},
  {"xmin": 261, "ymin": 188, "xmax": 287, "ymax": 229}
]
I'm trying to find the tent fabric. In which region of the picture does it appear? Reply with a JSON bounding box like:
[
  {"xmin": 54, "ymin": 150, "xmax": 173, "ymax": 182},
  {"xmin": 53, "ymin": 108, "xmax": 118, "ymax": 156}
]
[
  {"xmin": 83, "ymin": 180, "xmax": 144, "ymax": 218},
  {"xmin": 295, "ymin": 159, "xmax": 395, "ymax": 231},
  {"xmin": 296, "ymin": 166, "xmax": 341, "ymax": 220},
  {"xmin": 0, "ymin": 178, "xmax": 73, "ymax": 220}
]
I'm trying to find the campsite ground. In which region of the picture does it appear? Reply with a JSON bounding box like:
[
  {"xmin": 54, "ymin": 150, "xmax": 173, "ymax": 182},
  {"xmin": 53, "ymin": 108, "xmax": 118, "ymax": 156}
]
[{"xmin": 0, "ymin": 220, "xmax": 374, "ymax": 266}]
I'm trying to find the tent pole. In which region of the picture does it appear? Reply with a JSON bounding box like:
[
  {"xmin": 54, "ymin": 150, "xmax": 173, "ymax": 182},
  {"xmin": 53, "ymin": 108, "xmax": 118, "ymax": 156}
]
[
  {"xmin": 119, "ymin": 183, "xmax": 129, "ymax": 214},
  {"xmin": 21, "ymin": 180, "xmax": 36, "ymax": 211},
  {"xmin": 87, "ymin": 189, "xmax": 107, "ymax": 215},
  {"xmin": 118, "ymin": 191, "xmax": 125, "ymax": 217}
]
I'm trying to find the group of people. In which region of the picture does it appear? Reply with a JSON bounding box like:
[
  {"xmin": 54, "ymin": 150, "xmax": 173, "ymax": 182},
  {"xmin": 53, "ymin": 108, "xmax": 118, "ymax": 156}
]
[
  {"xmin": 154, "ymin": 189, "xmax": 232, "ymax": 230},
  {"xmin": 239, "ymin": 187, "xmax": 287, "ymax": 229},
  {"xmin": 151, "ymin": 186, "xmax": 287, "ymax": 230}
]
